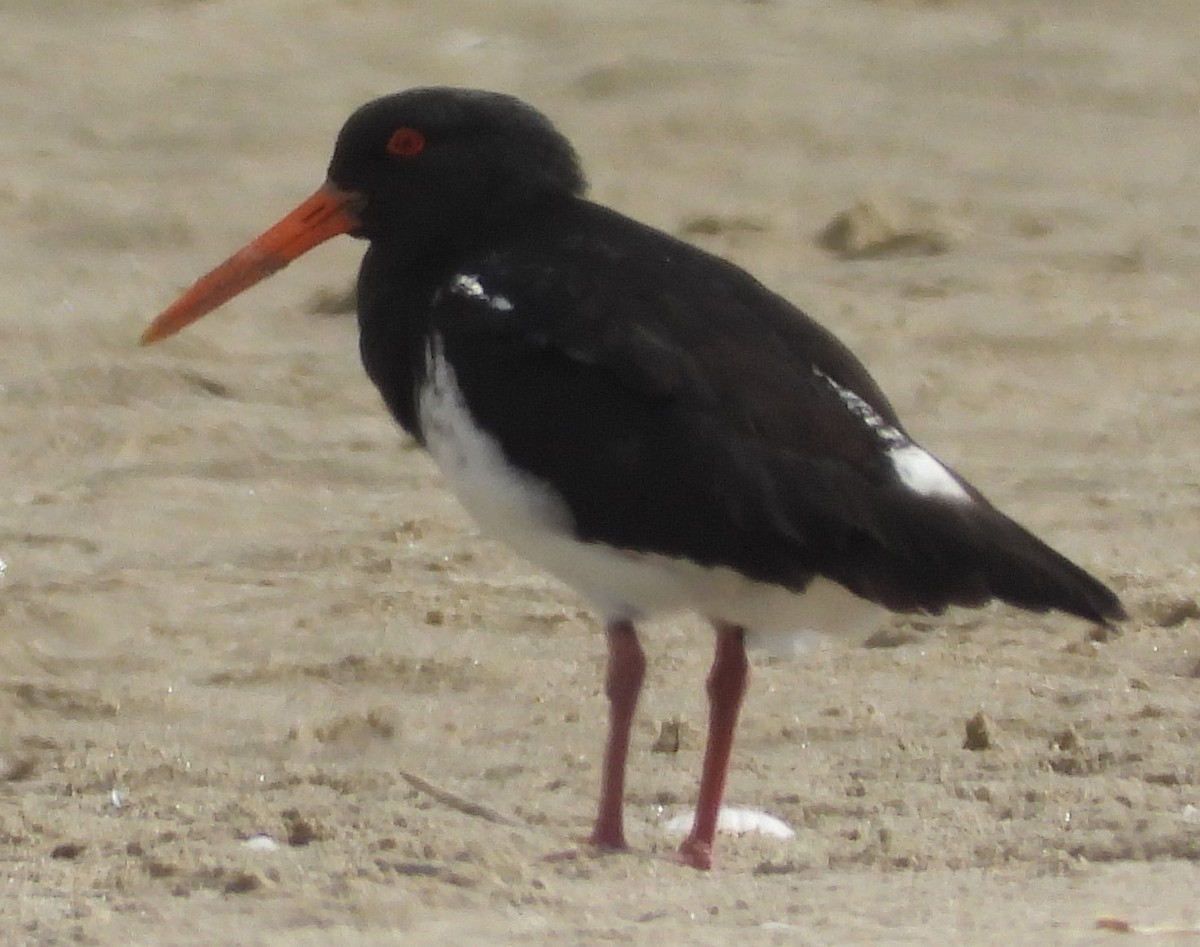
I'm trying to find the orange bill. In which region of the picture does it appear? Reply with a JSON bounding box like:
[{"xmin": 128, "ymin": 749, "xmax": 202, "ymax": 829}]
[{"xmin": 140, "ymin": 181, "xmax": 364, "ymax": 345}]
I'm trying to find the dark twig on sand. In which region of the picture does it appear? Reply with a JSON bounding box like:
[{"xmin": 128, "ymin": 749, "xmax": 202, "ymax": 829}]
[{"xmin": 399, "ymin": 770, "xmax": 520, "ymax": 827}]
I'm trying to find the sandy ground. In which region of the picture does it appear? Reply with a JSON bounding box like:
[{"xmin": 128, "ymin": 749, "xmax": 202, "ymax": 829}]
[{"xmin": 2, "ymin": 0, "xmax": 1200, "ymax": 943}]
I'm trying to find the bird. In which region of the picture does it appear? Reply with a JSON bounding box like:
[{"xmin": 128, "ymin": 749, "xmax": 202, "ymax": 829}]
[{"xmin": 142, "ymin": 87, "xmax": 1126, "ymax": 870}]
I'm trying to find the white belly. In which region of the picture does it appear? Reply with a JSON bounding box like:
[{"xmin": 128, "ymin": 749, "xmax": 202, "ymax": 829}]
[{"xmin": 418, "ymin": 338, "xmax": 884, "ymax": 654}]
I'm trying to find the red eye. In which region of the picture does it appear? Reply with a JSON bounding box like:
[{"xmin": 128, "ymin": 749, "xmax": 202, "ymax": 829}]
[{"xmin": 386, "ymin": 127, "xmax": 426, "ymax": 157}]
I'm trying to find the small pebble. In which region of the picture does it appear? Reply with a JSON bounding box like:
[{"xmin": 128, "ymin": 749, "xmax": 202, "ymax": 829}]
[
  {"xmin": 817, "ymin": 196, "xmax": 951, "ymax": 260},
  {"xmin": 223, "ymin": 871, "xmax": 262, "ymax": 894},
  {"xmin": 282, "ymin": 808, "xmax": 320, "ymax": 846},
  {"xmin": 1141, "ymin": 594, "xmax": 1200, "ymax": 628},
  {"xmin": 963, "ymin": 711, "xmax": 994, "ymax": 751},
  {"xmin": 651, "ymin": 717, "xmax": 696, "ymax": 754}
]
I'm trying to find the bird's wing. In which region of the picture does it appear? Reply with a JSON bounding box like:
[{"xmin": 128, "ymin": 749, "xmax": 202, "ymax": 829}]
[
  {"xmin": 425, "ymin": 213, "xmax": 1121, "ymax": 622},
  {"xmin": 436, "ymin": 207, "xmax": 908, "ymax": 463}
]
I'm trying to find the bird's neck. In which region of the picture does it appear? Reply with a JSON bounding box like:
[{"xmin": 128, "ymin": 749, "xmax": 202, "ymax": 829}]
[
  {"xmin": 354, "ymin": 241, "xmax": 451, "ymax": 443},
  {"xmin": 353, "ymin": 194, "xmax": 577, "ymax": 442}
]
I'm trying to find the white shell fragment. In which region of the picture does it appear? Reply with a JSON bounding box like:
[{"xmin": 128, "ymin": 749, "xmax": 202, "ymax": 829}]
[
  {"xmin": 663, "ymin": 806, "xmax": 795, "ymax": 839},
  {"xmin": 242, "ymin": 834, "xmax": 281, "ymax": 851}
]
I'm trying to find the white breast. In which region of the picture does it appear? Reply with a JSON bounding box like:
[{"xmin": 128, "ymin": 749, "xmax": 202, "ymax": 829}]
[{"xmin": 418, "ymin": 336, "xmax": 883, "ymax": 654}]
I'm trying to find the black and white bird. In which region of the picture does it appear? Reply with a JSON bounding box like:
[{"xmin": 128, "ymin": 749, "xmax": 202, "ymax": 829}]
[{"xmin": 143, "ymin": 87, "xmax": 1125, "ymax": 869}]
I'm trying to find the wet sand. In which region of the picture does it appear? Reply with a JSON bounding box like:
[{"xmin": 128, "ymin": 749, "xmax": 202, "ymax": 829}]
[{"xmin": 2, "ymin": 1, "xmax": 1199, "ymax": 943}]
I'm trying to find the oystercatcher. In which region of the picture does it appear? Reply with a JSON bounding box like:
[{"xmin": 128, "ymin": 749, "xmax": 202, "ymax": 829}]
[{"xmin": 142, "ymin": 87, "xmax": 1125, "ymax": 869}]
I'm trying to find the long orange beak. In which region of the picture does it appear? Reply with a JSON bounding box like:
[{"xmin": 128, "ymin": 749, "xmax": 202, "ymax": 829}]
[{"xmin": 140, "ymin": 181, "xmax": 364, "ymax": 345}]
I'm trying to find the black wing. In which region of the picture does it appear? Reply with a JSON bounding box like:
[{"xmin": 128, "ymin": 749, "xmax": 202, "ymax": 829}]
[{"xmin": 429, "ymin": 200, "xmax": 1124, "ymax": 624}]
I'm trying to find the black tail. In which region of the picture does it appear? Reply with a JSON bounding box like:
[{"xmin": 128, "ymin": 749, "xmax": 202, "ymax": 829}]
[{"xmin": 830, "ymin": 493, "xmax": 1127, "ymax": 624}]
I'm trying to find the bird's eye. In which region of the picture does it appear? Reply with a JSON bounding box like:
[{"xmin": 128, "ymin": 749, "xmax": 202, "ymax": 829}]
[{"xmin": 386, "ymin": 127, "xmax": 426, "ymax": 157}]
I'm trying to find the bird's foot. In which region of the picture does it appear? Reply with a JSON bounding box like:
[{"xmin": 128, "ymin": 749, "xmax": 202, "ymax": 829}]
[
  {"xmin": 542, "ymin": 832, "xmax": 629, "ymax": 864},
  {"xmin": 669, "ymin": 836, "xmax": 714, "ymax": 871}
]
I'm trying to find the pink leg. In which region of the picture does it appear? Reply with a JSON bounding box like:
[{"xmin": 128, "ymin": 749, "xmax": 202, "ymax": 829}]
[
  {"xmin": 588, "ymin": 619, "xmax": 646, "ymax": 850},
  {"xmin": 677, "ymin": 622, "xmax": 749, "ymax": 870}
]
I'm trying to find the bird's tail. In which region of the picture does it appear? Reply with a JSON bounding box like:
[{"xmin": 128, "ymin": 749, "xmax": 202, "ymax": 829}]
[{"xmin": 835, "ymin": 495, "xmax": 1126, "ymax": 625}]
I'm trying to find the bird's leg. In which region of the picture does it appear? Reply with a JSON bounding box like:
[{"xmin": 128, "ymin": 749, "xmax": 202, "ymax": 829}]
[
  {"xmin": 588, "ymin": 619, "xmax": 646, "ymax": 850},
  {"xmin": 677, "ymin": 622, "xmax": 749, "ymax": 870}
]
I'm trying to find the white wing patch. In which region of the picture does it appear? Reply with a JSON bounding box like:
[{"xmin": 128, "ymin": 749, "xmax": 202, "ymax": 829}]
[
  {"xmin": 449, "ymin": 272, "xmax": 513, "ymax": 312},
  {"xmin": 812, "ymin": 367, "xmax": 907, "ymax": 448},
  {"xmin": 813, "ymin": 367, "xmax": 971, "ymax": 503},
  {"xmin": 887, "ymin": 443, "xmax": 970, "ymax": 501}
]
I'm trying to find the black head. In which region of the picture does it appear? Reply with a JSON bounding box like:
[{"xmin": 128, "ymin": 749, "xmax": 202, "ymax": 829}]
[
  {"xmin": 326, "ymin": 87, "xmax": 587, "ymax": 251},
  {"xmin": 141, "ymin": 88, "xmax": 585, "ymax": 344}
]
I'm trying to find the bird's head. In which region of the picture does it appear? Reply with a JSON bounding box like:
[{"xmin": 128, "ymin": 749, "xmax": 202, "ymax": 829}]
[
  {"xmin": 328, "ymin": 88, "xmax": 584, "ymax": 244},
  {"xmin": 141, "ymin": 88, "xmax": 584, "ymax": 344}
]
